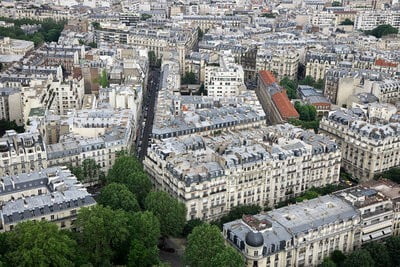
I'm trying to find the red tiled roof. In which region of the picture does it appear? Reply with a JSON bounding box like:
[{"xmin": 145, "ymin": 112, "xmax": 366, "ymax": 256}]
[
  {"xmin": 271, "ymin": 91, "xmax": 299, "ymax": 120},
  {"xmin": 375, "ymin": 59, "xmax": 398, "ymax": 68},
  {"xmin": 259, "ymin": 70, "xmax": 276, "ymax": 85}
]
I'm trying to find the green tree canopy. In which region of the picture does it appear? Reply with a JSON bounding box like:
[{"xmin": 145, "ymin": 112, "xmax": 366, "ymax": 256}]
[
  {"xmin": 340, "ymin": 18, "xmax": 354, "ymax": 25},
  {"xmin": 294, "ymin": 102, "xmax": 317, "ymax": 121},
  {"xmin": 75, "ymin": 205, "xmax": 133, "ymax": 265},
  {"xmin": 128, "ymin": 211, "xmax": 161, "ymax": 266},
  {"xmin": 332, "ymin": 1, "xmax": 342, "ymax": 6},
  {"xmin": 99, "ymin": 69, "xmax": 109, "ymax": 88},
  {"xmin": 363, "ymin": 242, "xmax": 390, "ymax": 267},
  {"xmin": 375, "ymin": 167, "xmax": 400, "ymax": 183},
  {"xmin": 385, "ymin": 236, "xmax": 400, "ymax": 266},
  {"xmin": 280, "ymin": 77, "xmax": 298, "ymax": 99},
  {"xmin": 68, "ymin": 158, "xmax": 104, "ymax": 184},
  {"xmin": 92, "ymin": 21, "xmax": 100, "ymax": 29},
  {"xmin": 365, "ymin": 24, "xmax": 398, "ymax": 38},
  {"xmin": 0, "ymin": 119, "xmax": 24, "ymax": 136},
  {"xmin": 185, "ymin": 224, "xmax": 226, "ymax": 267},
  {"xmin": 182, "ymin": 219, "xmax": 204, "ymax": 237},
  {"xmin": 3, "ymin": 221, "xmax": 77, "ymax": 267},
  {"xmin": 182, "ymin": 71, "xmax": 197, "ymax": 84},
  {"xmin": 343, "ymin": 249, "xmax": 374, "ymax": 267},
  {"xmin": 128, "ymin": 239, "xmax": 159, "ymax": 267},
  {"xmin": 198, "ymin": 27, "xmax": 204, "ymax": 40},
  {"xmin": 140, "ymin": 14, "xmax": 152, "ymax": 21},
  {"xmin": 210, "ymin": 246, "xmax": 245, "ymax": 267},
  {"xmin": 106, "ymin": 155, "xmax": 152, "ymax": 206},
  {"xmin": 321, "ymin": 258, "xmax": 337, "ymax": 267},
  {"xmin": 144, "ymin": 191, "xmax": 187, "ymax": 237},
  {"xmin": 98, "ymin": 183, "xmax": 140, "ymax": 212},
  {"xmin": 331, "ymin": 249, "xmax": 346, "ymax": 265},
  {"xmin": 0, "ymin": 17, "xmax": 65, "ymax": 46}
]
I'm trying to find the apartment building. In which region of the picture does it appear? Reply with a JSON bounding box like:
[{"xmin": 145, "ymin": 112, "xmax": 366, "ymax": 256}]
[
  {"xmin": 324, "ymin": 68, "xmax": 389, "ymax": 106},
  {"xmin": 0, "ymin": 87, "xmax": 23, "ymax": 125},
  {"xmin": 182, "ymin": 15, "xmax": 242, "ymax": 31},
  {"xmin": 355, "ymin": 10, "xmax": 400, "ymax": 31},
  {"xmin": 319, "ymin": 106, "xmax": 400, "ymax": 181},
  {"xmin": 336, "ymin": 186, "xmax": 393, "ymax": 243},
  {"xmin": 0, "ymin": 166, "xmax": 96, "ymax": 231},
  {"xmin": 127, "ymin": 26, "xmax": 197, "ymax": 73},
  {"xmin": 0, "ymin": 37, "xmax": 34, "ymax": 56},
  {"xmin": 205, "ymin": 55, "xmax": 246, "ymax": 98},
  {"xmin": 364, "ymin": 179, "xmax": 400, "ymax": 236},
  {"xmin": 305, "ymin": 52, "xmax": 337, "ymax": 81},
  {"xmin": 144, "ymin": 123, "xmax": 340, "ymax": 221},
  {"xmin": 223, "ymin": 195, "xmax": 360, "ymax": 267},
  {"xmin": 35, "ymin": 43, "xmax": 85, "ymax": 74},
  {"xmin": 256, "ymin": 48, "xmax": 299, "ymax": 81},
  {"xmin": 370, "ymin": 79, "xmax": 400, "ymax": 104},
  {"xmin": 45, "ymin": 108, "xmax": 135, "ymax": 173},
  {"xmin": 0, "ymin": 130, "xmax": 47, "ymax": 177},
  {"xmin": 48, "ymin": 78, "xmax": 85, "ymax": 115}
]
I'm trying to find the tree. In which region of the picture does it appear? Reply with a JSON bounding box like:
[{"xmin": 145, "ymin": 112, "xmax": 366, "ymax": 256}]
[
  {"xmin": 321, "ymin": 258, "xmax": 337, "ymax": 267},
  {"xmin": 45, "ymin": 28, "xmax": 60, "ymax": 42},
  {"xmin": 198, "ymin": 27, "xmax": 204, "ymax": 41},
  {"xmin": 294, "ymin": 102, "xmax": 317, "ymax": 122},
  {"xmin": 343, "ymin": 249, "xmax": 374, "ymax": 267},
  {"xmin": 182, "ymin": 219, "xmax": 204, "ymax": 237},
  {"xmin": 210, "ymin": 246, "xmax": 245, "ymax": 267},
  {"xmin": 0, "ymin": 119, "xmax": 24, "ymax": 136},
  {"xmin": 145, "ymin": 191, "xmax": 187, "ymax": 237},
  {"xmin": 68, "ymin": 158, "xmax": 105, "ymax": 184},
  {"xmin": 280, "ymin": 77, "xmax": 298, "ymax": 99},
  {"xmin": 185, "ymin": 224, "xmax": 226, "ymax": 267},
  {"xmin": 181, "ymin": 71, "xmax": 197, "ymax": 84},
  {"xmin": 0, "ymin": 17, "xmax": 65, "ymax": 45},
  {"xmin": 98, "ymin": 183, "xmax": 140, "ymax": 212},
  {"xmin": 75, "ymin": 205, "xmax": 133, "ymax": 265},
  {"xmin": 31, "ymin": 32, "xmax": 44, "ymax": 46},
  {"xmin": 92, "ymin": 21, "xmax": 100, "ymax": 29},
  {"xmin": 332, "ymin": 1, "xmax": 342, "ymax": 6},
  {"xmin": 4, "ymin": 221, "xmax": 77, "ymax": 267},
  {"xmin": 88, "ymin": 41, "xmax": 97, "ymax": 48},
  {"xmin": 365, "ymin": 24, "xmax": 398, "ymax": 38},
  {"xmin": 261, "ymin": 13, "xmax": 276, "ymax": 18},
  {"xmin": 385, "ymin": 236, "xmax": 400, "ymax": 266},
  {"xmin": 299, "ymin": 75, "xmax": 316, "ymax": 87},
  {"xmin": 99, "ymin": 69, "xmax": 109, "ymax": 88},
  {"xmin": 295, "ymin": 190, "xmax": 319, "ymax": 202},
  {"xmin": 128, "ymin": 239, "xmax": 159, "ymax": 267},
  {"xmin": 376, "ymin": 167, "xmax": 400, "ymax": 183},
  {"xmin": 148, "ymin": 51, "xmax": 157, "ymax": 67},
  {"xmin": 315, "ymin": 78, "xmax": 325, "ymax": 90},
  {"xmin": 331, "ymin": 250, "xmax": 346, "ymax": 266},
  {"xmin": 140, "ymin": 14, "xmax": 152, "ymax": 21},
  {"xmin": 106, "ymin": 156, "xmax": 152, "ymax": 206},
  {"xmin": 363, "ymin": 242, "xmax": 390, "ymax": 267},
  {"xmin": 340, "ymin": 19, "xmax": 354, "ymax": 25},
  {"xmin": 128, "ymin": 211, "xmax": 161, "ymax": 266}
]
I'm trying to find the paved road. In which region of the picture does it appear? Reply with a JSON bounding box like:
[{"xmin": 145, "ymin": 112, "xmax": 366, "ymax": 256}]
[{"xmin": 136, "ymin": 68, "xmax": 161, "ymax": 161}]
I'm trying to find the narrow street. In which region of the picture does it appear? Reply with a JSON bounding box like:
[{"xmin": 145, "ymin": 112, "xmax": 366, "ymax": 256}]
[{"xmin": 136, "ymin": 68, "xmax": 161, "ymax": 161}]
